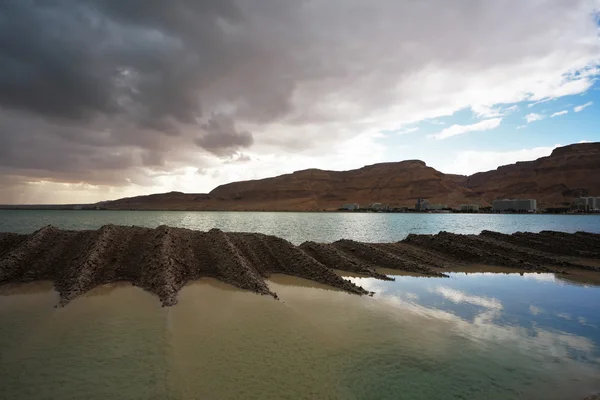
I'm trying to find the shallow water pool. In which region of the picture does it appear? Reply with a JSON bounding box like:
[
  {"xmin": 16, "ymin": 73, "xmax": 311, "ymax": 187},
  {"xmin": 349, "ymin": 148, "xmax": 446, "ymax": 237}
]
[{"xmin": 0, "ymin": 272, "xmax": 599, "ymax": 399}]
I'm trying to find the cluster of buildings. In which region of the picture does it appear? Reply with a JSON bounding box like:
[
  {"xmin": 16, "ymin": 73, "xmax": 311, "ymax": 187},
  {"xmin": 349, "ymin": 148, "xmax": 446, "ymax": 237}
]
[
  {"xmin": 574, "ymin": 197, "xmax": 600, "ymax": 212},
  {"xmin": 341, "ymin": 198, "xmax": 538, "ymax": 213},
  {"xmin": 418, "ymin": 198, "xmax": 538, "ymax": 213},
  {"xmin": 491, "ymin": 199, "xmax": 537, "ymax": 213},
  {"xmin": 458, "ymin": 204, "xmax": 479, "ymax": 212},
  {"xmin": 415, "ymin": 198, "xmax": 448, "ymax": 211},
  {"xmin": 341, "ymin": 196, "xmax": 598, "ymax": 213},
  {"xmin": 340, "ymin": 202, "xmax": 389, "ymax": 211}
]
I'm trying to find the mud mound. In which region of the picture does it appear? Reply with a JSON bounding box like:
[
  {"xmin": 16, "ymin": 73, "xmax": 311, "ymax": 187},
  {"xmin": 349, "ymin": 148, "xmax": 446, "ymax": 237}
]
[
  {"xmin": 402, "ymin": 231, "xmax": 597, "ymax": 272},
  {"xmin": 299, "ymin": 241, "xmax": 394, "ymax": 281},
  {"xmin": 0, "ymin": 225, "xmax": 369, "ymax": 306},
  {"xmin": 480, "ymin": 230, "xmax": 600, "ymax": 259},
  {"xmin": 330, "ymin": 240, "xmax": 447, "ymax": 277},
  {"xmin": 1, "ymin": 226, "xmax": 599, "ymax": 306}
]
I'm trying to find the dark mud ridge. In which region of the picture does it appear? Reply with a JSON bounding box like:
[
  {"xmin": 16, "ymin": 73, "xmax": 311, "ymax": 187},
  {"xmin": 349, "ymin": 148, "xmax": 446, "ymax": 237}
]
[{"xmin": 1, "ymin": 226, "xmax": 599, "ymax": 306}]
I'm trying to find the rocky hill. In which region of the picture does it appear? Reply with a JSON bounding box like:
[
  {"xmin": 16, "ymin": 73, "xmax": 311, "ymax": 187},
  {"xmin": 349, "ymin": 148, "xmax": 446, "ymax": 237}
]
[
  {"xmin": 465, "ymin": 143, "xmax": 600, "ymax": 207},
  {"xmin": 102, "ymin": 142, "xmax": 600, "ymax": 211},
  {"xmin": 208, "ymin": 160, "xmax": 473, "ymax": 210}
]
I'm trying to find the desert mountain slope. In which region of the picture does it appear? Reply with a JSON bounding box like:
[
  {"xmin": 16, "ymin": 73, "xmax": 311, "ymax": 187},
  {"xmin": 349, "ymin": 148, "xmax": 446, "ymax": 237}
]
[
  {"xmin": 209, "ymin": 160, "xmax": 472, "ymax": 210},
  {"xmin": 102, "ymin": 143, "xmax": 600, "ymax": 210},
  {"xmin": 466, "ymin": 143, "xmax": 600, "ymax": 207}
]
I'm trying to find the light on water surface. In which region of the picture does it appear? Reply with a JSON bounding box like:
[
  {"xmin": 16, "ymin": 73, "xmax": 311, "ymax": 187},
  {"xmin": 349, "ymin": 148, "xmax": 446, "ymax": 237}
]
[
  {"xmin": 1, "ymin": 210, "xmax": 600, "ymax": 243},
  {"xmin": 1, "ymin": 273, "xmax": 599, "ymax": 399}
]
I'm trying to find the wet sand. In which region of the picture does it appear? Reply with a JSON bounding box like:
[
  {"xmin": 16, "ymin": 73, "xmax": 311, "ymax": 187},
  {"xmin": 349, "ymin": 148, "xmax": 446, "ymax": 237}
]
[{"xmin": 0, "ymin": 225, "xmax": 599, "ymax": 306}]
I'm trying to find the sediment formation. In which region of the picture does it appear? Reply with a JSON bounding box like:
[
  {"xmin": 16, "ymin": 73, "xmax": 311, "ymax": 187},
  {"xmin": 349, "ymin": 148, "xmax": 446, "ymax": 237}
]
[{"xmin": 1, "ymin": 226, "xmax": 599, "ymax": 306}]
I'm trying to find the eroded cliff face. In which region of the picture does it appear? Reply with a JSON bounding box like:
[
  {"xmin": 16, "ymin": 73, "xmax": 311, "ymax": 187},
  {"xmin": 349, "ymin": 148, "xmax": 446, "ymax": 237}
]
[
  {"xmin": 1, "ymin": 225, "xmax": 599, "ymax": 306},
  {"xmin": 466, "ymin": 143, "xmax": 600, "ymax": 207},
  {"xmin": 101, "ymin": 143, "xmax": 600, "ymax": 210}
]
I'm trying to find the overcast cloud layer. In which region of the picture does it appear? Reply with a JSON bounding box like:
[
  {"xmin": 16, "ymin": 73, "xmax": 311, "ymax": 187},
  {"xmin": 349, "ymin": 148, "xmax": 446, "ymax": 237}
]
[{"xmin": 1, "ymin": 0, "xmax": 599, "ymax": 203}]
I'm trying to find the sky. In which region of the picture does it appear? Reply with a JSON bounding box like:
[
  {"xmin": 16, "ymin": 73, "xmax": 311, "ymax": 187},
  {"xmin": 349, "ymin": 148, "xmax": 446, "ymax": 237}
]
[{"xmin": 1, "ymin": 0, "xmax": 599, "ymax": 204}]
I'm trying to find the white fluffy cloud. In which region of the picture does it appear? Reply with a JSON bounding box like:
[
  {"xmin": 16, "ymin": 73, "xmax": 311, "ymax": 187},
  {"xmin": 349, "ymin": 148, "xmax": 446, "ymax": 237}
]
[
  {"xmin": 394, "ymin": 127, "xmax": 420, "ymax": 135},
  {"xmin": 430, "ymin": 118, "xmax": 502, "ymax": 140},
  {"xmin": 525, "ymin": 113, "xmax": 545, "ymax": 123},
  {"xmin": 550, "ymin": 110, "xmax": 569, "ymax": 117},
  {"xmin": 574, "ymin": 101, "xmax": 594, "ymax": 112},
  {"xmin": 444, "ymin": 145, "xmax": 563, "ymax": 175}
]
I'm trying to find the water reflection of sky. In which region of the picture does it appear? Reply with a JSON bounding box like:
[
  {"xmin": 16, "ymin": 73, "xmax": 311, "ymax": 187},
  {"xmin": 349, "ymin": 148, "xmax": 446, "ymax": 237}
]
[{"xmin": 347, "ymin": 273, "xmax": 600, "ymax": 367}]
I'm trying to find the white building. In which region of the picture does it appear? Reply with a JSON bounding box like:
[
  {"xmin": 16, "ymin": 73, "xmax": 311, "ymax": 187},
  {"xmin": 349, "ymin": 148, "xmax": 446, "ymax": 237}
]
[
  {"xmin": 415, "ymin": 198, "xmax": 430, "ymax": 211},
  {"xmin": 492, "ymin": 199, "xmax": 537, "ymax": 213},
  {"xmin": 575, "ymin": 197, "xmax": 600, "ymax": 211},
  {"xmin": 369, "ymin": 203, "xmax": 383, "ymax": 210},
  {"xmin": 459, "ymin": 204, "xmax": 479, "ymax": 212},
  {"xmin": 341, "ymin": 203, "xmax": 360, "ymax": 211}
]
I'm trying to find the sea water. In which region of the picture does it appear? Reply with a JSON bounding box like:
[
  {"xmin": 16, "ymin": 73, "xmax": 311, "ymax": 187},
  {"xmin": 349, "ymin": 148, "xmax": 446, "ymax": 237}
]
[{"xmin": 1, "ymin": 210, "xmax": 599, "ymax": 243}]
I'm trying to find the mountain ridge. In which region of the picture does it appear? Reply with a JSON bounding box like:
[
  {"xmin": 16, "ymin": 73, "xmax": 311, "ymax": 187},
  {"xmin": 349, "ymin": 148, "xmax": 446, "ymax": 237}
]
[{"xmin": 102, "ymin": 142, "xmax": 600, "ymax": 211}]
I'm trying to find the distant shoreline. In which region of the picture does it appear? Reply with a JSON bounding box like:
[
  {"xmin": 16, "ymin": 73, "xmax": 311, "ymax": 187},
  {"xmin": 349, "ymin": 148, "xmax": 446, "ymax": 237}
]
[{"xmin": 0, "ymin": 206, "xmax": 599, "ymax": 215}]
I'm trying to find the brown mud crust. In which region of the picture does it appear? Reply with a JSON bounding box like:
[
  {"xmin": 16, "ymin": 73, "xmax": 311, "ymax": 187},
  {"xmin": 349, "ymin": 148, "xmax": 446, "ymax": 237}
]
[
  {"xmin": 0, "ymin": 226, "xmax": 599, "ymax": 306},
  {"xmin": 403, "ymin": 231, "xmax": 600, "ymax": 273}
]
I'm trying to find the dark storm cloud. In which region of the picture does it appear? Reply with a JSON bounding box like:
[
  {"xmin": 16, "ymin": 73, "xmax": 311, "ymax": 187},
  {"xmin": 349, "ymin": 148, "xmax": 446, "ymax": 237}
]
[
  {"xmin": 0, "ymin": 0, "xmax": 598, "ymax": 203},
  {"xmin": 0, "ymin": 0, "xmax": 239, "ymax": 127},
  {"xmin": 0, "ymin": 0, "xmax": 266, "ymax": 190},
  {"xmin": 0, "ymin": 5, "xmax": 115, "ymax": 120},
  {"xmin": 194, "ymin": 114, "xmax": 254, "ymax": 156},
  {"xmin": 0, "ymin": 108, "xmax": 176, "ymax": 189}
]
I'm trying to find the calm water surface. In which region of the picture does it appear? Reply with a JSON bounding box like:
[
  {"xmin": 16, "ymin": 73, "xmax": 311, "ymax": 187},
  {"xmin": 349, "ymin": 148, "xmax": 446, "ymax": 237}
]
[
  {"xmin": 1, "ymin": 273, "xmax": 599, "ymax": 400},
  {"xmin": 1, "ymin": 210, "xmax": 600, "ymax": 243}
]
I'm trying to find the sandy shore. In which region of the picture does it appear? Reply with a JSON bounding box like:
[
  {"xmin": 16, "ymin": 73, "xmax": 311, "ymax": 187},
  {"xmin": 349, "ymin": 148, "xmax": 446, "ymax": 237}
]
[{"xmin": 1, "ymin": 225, "xmax": 599, "ymax": 306}]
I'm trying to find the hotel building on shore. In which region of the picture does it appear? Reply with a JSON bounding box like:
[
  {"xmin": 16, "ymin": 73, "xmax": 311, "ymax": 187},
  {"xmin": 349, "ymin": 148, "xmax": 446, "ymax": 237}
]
[
  {"xmin": 459, "ymin": 204, "xmax": 479, "ymax": 212},
  {"xmin": 492, "ymin": 199, "xmax": 537, "ymax": 213},
  {"xmin": 574, "ymin": 197, "xmax": 600, "ymax": 211}
]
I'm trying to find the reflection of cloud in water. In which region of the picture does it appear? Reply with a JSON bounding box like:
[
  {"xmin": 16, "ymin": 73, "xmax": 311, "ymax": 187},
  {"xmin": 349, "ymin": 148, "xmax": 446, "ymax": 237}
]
[
  {"xmin": 576, "ymin": 317, "xmax": 598, "ymax": 329},
  {"xmin": 557, "ymin": 313, "xmax": 572, "ymax": 321},
  {"xmin": 347, "ymin": 277, "xmax": 386, "ymax": 293},
  {"xmin": 530, "ymin": 305, "xmax": 543, "ymax": 315},
  {"xmin": 347, "ymin": 276, "xmax": 599, "ymax": 365},
  {"xmin": 450, "ymin": 268, "xmax": 562, "ymax": 284},
  {"xmin": 404, "ymin": 292, "xmax": 419, "ymax": 301},
  {"xmin": 458, "ymin": 272, "xmax": 558, "ymax": 283},
  {"xmin": 522, "ymin": 273, "xmax": 558, "ymax": 283},
  {"xmin": 432, "ymin": 287, "xmax": 503, "ymax": 310}
]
